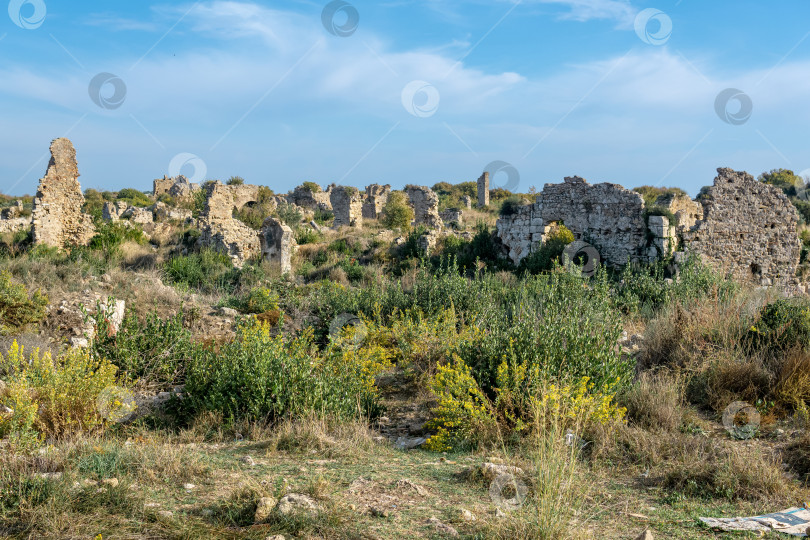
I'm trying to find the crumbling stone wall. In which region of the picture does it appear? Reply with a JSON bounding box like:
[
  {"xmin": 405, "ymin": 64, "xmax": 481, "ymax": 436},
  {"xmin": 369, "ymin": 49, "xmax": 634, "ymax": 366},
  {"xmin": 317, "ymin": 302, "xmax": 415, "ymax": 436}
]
[
  {"xmin": 31, "ymin": 138, "xmax": 95, "ymax": 247},
  {"xmin": 477, "ymin": 172, "xmax": 490, "ymax": 208},
  {"xmin": 261, "ymin": 217, "xmax": 295, "ymax": 274},
  {"xmin": 198, "ymin": 182, "xmax": 260, "ymax": 267},
  {"xmin": 290, "ymin": 185, "xmax": 332, "ymax": 211},
  {"xmin": 682, "ymin": 168, "xmax": 800, "ymax": 285},
  {"xmin": 461, "ymin": 196, "xmax": 472, "ymax": 210},
  {"xmin": 405, "ymin": 186, "xmax": 442, "ymax": 229},
  {"xmin": 440, "ymin": 209, "xmax": 463, "ymax": 228},
  {"xmin": 330, "ymin": 186, "xmax": 363, "ymax": 228},
  {"xmin": 655, "ymin": 192, "xmax": 703, "ymax": 235},
  {"xmin": 0, "ymin": 217, "xmax": 29, "ymax": 234},
  {"xmin": 153, "ymin": 175, "xmax": 200, "ymax": 200},
  {"xmin": 1, "ymin": 202, "xmax": 24, "ymax": 219},
  {"xmin": 362, "ymin": 184, "xmax": 390, "ymax": 219}
]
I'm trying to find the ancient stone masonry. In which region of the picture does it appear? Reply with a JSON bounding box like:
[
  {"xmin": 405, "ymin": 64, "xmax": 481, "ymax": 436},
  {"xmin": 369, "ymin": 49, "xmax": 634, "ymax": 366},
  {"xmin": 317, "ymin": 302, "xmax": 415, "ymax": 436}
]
[
  {"xmin": 0, "ymin": 202, "xmax": 28, "ymax": 234},
  {"xmin": 405, "ymin": 186, "xmax": 442, "ymax": 229},
  {"xmin": 31, "ymin": 138, "xmax": 95, "ymax": 247},
  {"xmin": 461, "ymin": 196, "xmax": 473, "ymax": 210},
  {"xmin": 290, "ymin": 185, "xmax": 332, "ymax": 211},
  {"xmin": 681, "ymin": 168, "xmax": 800, "ymax": 286},
  {"xmin": 261, "ymin": 217, "xmax": 296, "ymax": 274},
  {"xmin": 496, "ymin": 176, "xmax": 648, "ymax": 266},
  {"xmin": 362, "ymin": 184, "xmax": 391, "ymax": 219},
  {"xmin": 198, "ymin": 182, "xmax": 260, "ymax": 267},
  {"xmin": 330, "ymin": 186, "xmax": 363, "ymax": 228},
  {"xmin": 477, "ymin": 172, "xmax": 490, "ymax": 208},
  {"xmin": 440, "ymin": 209, "xmax": 464, "ymax": 229},
  {"xmin": 153, "ymin": 175, "xmax": 200, "ymax": 199},
  {"xmin": 495, "ymin": 168, "xmax": 802, "ymax": 287}
]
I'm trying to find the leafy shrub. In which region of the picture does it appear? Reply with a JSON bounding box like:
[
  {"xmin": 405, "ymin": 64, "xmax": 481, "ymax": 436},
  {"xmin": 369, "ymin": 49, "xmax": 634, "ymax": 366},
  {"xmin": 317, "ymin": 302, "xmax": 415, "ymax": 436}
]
[
  {"xmin": 88, "ymin": 308, "xmax": 196, "ymax": 388},
  {"xmin": 0, "ymin": 271, "xmax": 48, "ymax": 334},
  {"xmin": 380, "ymin": 192, "xmax": 414, "ymax": 230},
  {"xmin": 0, "ymin": 341, "xmax": 122, "ymax": 443},
  {"xmin": 163, "ymin": 249, "xmax": 234, "ymax": 293},
  {"xmin": 275, "ymin": 203, "xmax": 303, "ymax": 228},
  {"xmin": 240, "ymin": 287, "xmax": 280, "ymax": 314},
  {"xmin": 748, "ymin": 298, "xmax": 810, "ymax": 351},
  {"xmin": 88, "ymin": 222, "xmax": 147, "ymax": 260},
  {"xmin": 226, "ymin": 176, "xmax": 245, "ymax": 186},
  {"xmin": 313, "ymin": 208, "xmax": 333, "ymax": 225},
  {"xmin": 518, "ymin": 225, "xmax": 575, "ymax": 275},
  {"xmin": 424, "ymin": 356, "xmax": 495, "ymax": 452},
  {"xmin": 180, "ymin": 320, "xmax": 386, "ymax": 424},
  {"xmin": 499, "ymin": 196, "xmax": 527, "ymax": 216},
  {"xmin": 301, "ymin": 181, "xmax": 321, "ymax": 193},
  {"xmin": 296, "ymin": 228, "xmax": 322, "ymax": 245},
  {"xmin": 116, "ymin": 188, "xmax": 152, "ymax": 208}
]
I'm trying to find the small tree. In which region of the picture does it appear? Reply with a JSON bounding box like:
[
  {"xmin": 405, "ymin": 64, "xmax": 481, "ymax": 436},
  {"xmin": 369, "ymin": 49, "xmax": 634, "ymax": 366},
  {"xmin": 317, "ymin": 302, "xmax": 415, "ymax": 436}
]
[
  {"xmin": 227, "ymin": 176, "xmax": 245, "ymax": 186},
  {"xmin": 381, "ymin": 192, "xmax": 414, "ymax": 230}
]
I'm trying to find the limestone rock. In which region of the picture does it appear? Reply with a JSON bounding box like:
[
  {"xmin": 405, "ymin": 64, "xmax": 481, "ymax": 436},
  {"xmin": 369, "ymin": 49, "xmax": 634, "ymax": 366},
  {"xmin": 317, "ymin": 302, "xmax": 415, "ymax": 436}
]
[
  {"xmin": 426, "ymin": 516, "xmax": 459, "ymax": 537},
  {"xmin": 330, "ymin": 186, "xmax": 363, "ymax": 228},
  {"xmin": 362, "ymin": 184, "xmax": 391, "ymax": 219},
  {"xmin": 405, "ymin": 185, "xmax": 442, "ymax": 229},
  {"xmin": 275, "ymin": 493, "xmax": 319, "ymax": 516},
  {"xmin": 480, "ymin": 462, "xmax": 524, "ymax": 483},
  {"xmin": 634, "ymin": 530, "xmax": 653, "ymax": 540},
  {"xmin": 254, "ymin": 496, "xmax": 278, "ymax": 523},
  {"xmin": 261, "ymin": 217, "xmax": 295, "ymax": 274}
]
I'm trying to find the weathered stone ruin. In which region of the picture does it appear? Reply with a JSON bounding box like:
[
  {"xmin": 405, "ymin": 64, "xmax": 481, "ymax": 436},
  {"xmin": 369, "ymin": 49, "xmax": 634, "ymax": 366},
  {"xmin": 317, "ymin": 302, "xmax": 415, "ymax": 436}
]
[
  {"xmin": 289, "ymin": 184, "xmax": 332, "ymax": 211},
  {"xmin": 0, "ymin": 202, "xmax": 28, "ymax": 234},
  {"xmin": 477, "ymin": 172, "xmax": 490, "ymax": 208},
  {"xmin": 153, "ymin": 175, "xmax": 200, "ymax": 199},
  {"xmin": 198, "ymin": 182, "xmax": 260, "ymax": 267},
  {"xmin": 440, "ymin": 208, "xmax": 463, "ymax": 229},
  {"xmin": 405, "ymin": 186, "xmax": 442, "ymax": 229},
  {"xmin": 362, "ymin": 184, "xmax": 391, "ymax": 219},
  {"xmin": 330, "ymin": 186, "xmax": 363, "ymax": 228},
  {"xmin": 31, "ymin": 138, "xmax": 95, "ymax": 247},
  {"xmin": 151, "ymin": 201, "xmax": 192, "ymax": 222},
  {"xmin": 681, "ymin": 168, "xmax": 800, "ymax": 286},
  {"xmin": 461, "ymin": 195, "xmax": 473, "ymax": 210},
  {"xmin": 494, "ymin": 168, "xmax": 802, "ymax": 287},
  {"xmin": 260, "ymin": 217, "xmax": 295, "ymax": 274}
]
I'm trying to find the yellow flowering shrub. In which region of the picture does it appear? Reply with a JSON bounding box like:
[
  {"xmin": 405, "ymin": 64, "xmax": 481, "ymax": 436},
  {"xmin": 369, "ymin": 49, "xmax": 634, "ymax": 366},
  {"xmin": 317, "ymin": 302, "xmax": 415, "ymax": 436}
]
[
  {"xmin": 531, "ymin": 376, "xmax": 626, "ymax": 433},
  {"xmin": 0, "ymin": 341, "xmax": 120, "ymax": 443},
  {"xmin": 424, "ymin": 355, "xmax": 495, "ymax": 452}
]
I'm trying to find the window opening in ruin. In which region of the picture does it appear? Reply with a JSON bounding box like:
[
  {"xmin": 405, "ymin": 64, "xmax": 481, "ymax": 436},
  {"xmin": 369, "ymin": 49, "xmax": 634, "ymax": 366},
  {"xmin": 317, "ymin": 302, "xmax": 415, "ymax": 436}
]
[{"xmin": 750, "ymin": 262, "xmax": 761, "ymax": 276}]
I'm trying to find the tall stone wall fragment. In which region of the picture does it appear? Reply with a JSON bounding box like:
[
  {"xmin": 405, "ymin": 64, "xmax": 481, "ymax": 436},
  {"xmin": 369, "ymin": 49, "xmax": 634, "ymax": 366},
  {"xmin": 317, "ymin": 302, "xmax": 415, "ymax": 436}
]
[
  {"xmin": 261, "ymin": 217, "xmax": 296, "ymax": 274},
  {"xmin": 477, "ymin": 172, "xmax": 490, "ymax": 208},
  {"xmin": 681, "ymin": 168, "xmax": 800, "ymax": 286},
  {"xmin": 330, "ymin": 186, "xmax": 363, "ymax": 228},
  {"xmin": 31, "ymin": 138, "xmax": 95, "ymax": 247},
  {"xmin": 405, "ymin": 186, "xmax": 442, "ymax": 229},
  {"xmin": 362, "ymin": 184, "xmax": 391, "ymax": 219}
]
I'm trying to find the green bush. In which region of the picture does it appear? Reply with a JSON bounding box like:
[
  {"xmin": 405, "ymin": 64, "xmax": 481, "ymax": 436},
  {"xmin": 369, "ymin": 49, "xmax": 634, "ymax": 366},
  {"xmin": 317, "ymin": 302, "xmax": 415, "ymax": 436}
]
[
  {"xmin": 380, "ymin": 192, "xmax": 414, "ymax": 230},
  {"xmin": 88, "ymin": 307, "xmax": 197, "ymax": 387},
  {"xmin": 240, "ymin": 287, "xmax": 280, "ymax": 314},
  {"xmin": 180, "ymin": 320, "xmax": 383, "ymax": 424},
  {"xmin": 499, "ymin": 196, "xmax": 527, "ymax": 216},
  {"xmin": 313, "ymin": 208, "xmax": 334, "ymax": 225},
  {"xmin": 301, "ymin": 181, "xmax": 321, "ymax": 193},
  {"xmin": 88, "ymin": 222, "xmax": 147, "ymax": 260},
  {"xmin": 295, "ymin": 227, "xmax": 322, "ymax": 245},
  {"xmin": 226, "ymin": 176, "xmax": 245, "ymax": 186},
  {"xmin": 163, "ymin": 249, "xmax": 234, "ymax": 293},
  {"xmin": 519, "ymin": 225, "xmax": 575, "ymax": 275},
  {"xmin": 275, "ymin": 203, "xmax": 303, "ymax": 228},
  {"xmin": 748, "ymin": 298, "xmax": 810, "ymax": 352},
  {"xmin": 0, "ymin": 271, "xmax": 48, "ymax": 334},
  {"xmin": 116, "ymin": 188, "xmax": 152, "ymax": 208}
]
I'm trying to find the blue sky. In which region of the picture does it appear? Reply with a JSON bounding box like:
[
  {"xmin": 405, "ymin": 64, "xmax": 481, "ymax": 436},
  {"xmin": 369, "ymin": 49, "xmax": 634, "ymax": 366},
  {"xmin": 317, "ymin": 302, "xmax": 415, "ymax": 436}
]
[{"xmin": 1, "ymin": 0, "xmax": 810, "ymax": 196}]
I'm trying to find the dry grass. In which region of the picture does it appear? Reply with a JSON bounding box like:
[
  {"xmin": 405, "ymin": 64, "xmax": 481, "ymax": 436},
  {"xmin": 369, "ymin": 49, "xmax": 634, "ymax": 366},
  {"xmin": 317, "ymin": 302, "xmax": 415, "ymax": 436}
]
[{"xmin": 622, "ymin": 370, "xmax": 686, "ymax": 432}]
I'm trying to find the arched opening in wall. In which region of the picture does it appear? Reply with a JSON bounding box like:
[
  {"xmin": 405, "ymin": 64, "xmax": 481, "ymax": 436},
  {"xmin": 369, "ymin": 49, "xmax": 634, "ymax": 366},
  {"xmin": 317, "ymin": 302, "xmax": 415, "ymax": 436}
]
[
  {"xmin": 750, "ymin": 262, "xmax": 762, "ymax": 278},
  {"xmin": 243, "ymin": 201, "xmax": 259, "ymax": 209}
]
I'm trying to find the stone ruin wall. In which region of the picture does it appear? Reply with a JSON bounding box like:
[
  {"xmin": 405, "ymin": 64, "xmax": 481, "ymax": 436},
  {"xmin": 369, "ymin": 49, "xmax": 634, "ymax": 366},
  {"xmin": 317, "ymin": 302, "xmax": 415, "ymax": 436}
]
[
  {"xmin": 477, "ymin": 172, "xmax": 490, "ymax": 207},
  {"xmin": 682, "ymin": 168, "xmax": 800, "ymax": 286},
  {"xmin": 198, "ymin": 182, "xmax": 260, "ymax": 267},
  {"xmin": 260, "ymin": 217, "xmax": 296, "ymax": 274},
  {"xmin": 31, "ymin": 138, "xmax": 95, "ymax": 247},
  {"xmin": 330, "ymin": 187, "xmax": 363, "ymax": 228},
  {"xmin": 362, "ymin": 184, "xmax": 391, "ymax": 219},
  {"xmin": 405, "ymin": 186, "xmax": 442, "ymax": 229},
  {"xmin": 290, "ymin": 185, "xmax": 332, "ymax": 211},
  {"xmin": 495, "ymin": 168, "xmax": 802, "ymax": 287},
  {"xmin": 153, "ymin": 175, "xmax": 200, "ymax": 200}
]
